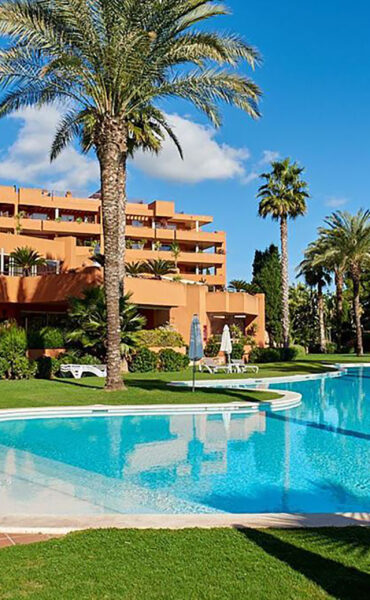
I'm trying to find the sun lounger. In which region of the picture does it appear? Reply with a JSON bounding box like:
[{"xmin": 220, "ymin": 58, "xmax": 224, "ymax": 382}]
[
  {"xmin": 60, "ymin": 364, "xmax": 107, "ymax": 379},
  {"xmin": 199, "ymin": 358, "xmax": 233, "ymax": 374},
  {"xmin": 231, "ymin": 359, "xmax": 259, "ymax": 374}
]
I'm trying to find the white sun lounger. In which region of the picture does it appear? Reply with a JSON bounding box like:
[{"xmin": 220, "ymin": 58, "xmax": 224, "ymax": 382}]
[
  {"xmin": 231, "ymin": 359, "xmax": 259, "ymax": 374},
  {"xmin": 199, "ymin": 358, "xmax": 233, "ymax": 374},
  {"xmin": 60, "ymin": 364, "xmax": 107, "ymax": 379}
]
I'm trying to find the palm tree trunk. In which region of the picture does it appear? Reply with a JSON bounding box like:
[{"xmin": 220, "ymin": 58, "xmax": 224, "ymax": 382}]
[
  {"xmin": 335, "ymin": 270, "xmax": 344, "ymax": 350},
  {"xmin": 351, "ymin": 266, "xmax": 363, "ymax": 356},
  {"xmin": 118, "ymin": 156, "xmax": 127, "ymax": 285},
  {"xmin": 97, "ymin": 117, "xmax": 127, "ymax": 391},
  {"xmin": 280, "ymin": 216, "xmax": 290, "ymax": 348},
  {"xmin": 317, "ymin": 282, "xmax": 326, "ymax": 353}
]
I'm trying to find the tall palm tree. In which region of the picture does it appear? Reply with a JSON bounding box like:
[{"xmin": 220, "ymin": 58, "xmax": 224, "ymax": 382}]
[
  {"xmin": 143, "ymin": 259, "xmax": 176, "ymax": 279},
  {"xmin": 309, "ymin": 234, "xmax": 347, "ymax": 349},
  {"xmin": 316, "ymin": 210, "xmax": 370, "ymax": 356},
  {"xmin": 10, "ymin": 247, "xmax": 46, "ymax": 276},
  {"xmin": 297, "ymin": 244, "xmax": 331, "ymax": 353},
  {"xmin": 0, "ymin": 0, "xmax": 261, "ymax": 390},
  {"xmin": 257, "ymin": 158, "xmax": 309, "ymax": 347}
]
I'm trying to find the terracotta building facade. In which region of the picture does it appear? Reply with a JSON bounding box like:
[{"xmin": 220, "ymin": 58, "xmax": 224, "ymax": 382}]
[{"xmin": 0, "ymin": 185, "xmax": 265, "ymax": 347}]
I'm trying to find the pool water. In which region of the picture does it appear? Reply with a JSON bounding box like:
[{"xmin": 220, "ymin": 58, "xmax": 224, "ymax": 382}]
[{"xmin": 0, "ymin": 367, "xmax": 368, "ymax": 515}]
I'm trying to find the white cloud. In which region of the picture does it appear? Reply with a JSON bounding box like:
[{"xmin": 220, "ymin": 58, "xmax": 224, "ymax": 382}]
[
  {"xmin": 133, "ymin": 113, "xmax": 250, "ymax": 183},
  {"xmin": 259, "ymin": 150, "xmax": 280, "ymax": 165},
  {"xmin": 0, "ymin": 106, "xmax": 99, "ymax": 192},
  {"xmin": 325, "ymin": 196, "xmax": 348, "ymax": 208}
]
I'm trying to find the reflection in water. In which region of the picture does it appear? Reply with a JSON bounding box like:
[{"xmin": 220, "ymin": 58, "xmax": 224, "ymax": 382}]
[{"xmin": 0, "ymin": 368, "xmax": 368, "ymax": 515}]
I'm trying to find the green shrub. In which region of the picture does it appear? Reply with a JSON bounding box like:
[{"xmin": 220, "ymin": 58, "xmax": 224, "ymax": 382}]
[
  {"xmin": 231, "ymin": 342, "xmax": 245, "ymax": 360},
  {"xmin": 137, "ymin": 327, "xmax": 185, "ymax": 348},
  {"xmin": 324, "ymin": 342, "xmax": 337, "ymax": 354},
  {"xmin": 158, "ymin": 348, "xmax": 188, "ymax": 371},
  {"xmin": 129, "ymin": 347, "xmax": 158, "ymax": 372},
  {"xmin": 250, "ymin": 345, "xmax": 307, "ymax": 363},
  {"xmin": 36, "ymin": 356, "xmax": 61, "ymax": 379},
  {"xmin": 204, "ymin": 335, "xmax": 220, "ymax": 357},
  {"xmin": 0, "ymin": 324, "xmax": 35, "ymax": 379},
  {"xmin": 249, "ymin": 347, "xmax": 282, "ymax": 363},
  {"xmin": 28, "ymin": 326, "xmax": 65, "ymax": 349},
  {"xmin": 0, "ymin": 357, "xmax": 9, "ymax": 379}
]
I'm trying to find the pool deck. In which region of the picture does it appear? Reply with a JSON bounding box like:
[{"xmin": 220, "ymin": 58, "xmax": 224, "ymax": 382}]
[{"xmin": 0, "ymin": 512, "xmax": 369, "ymax": 535}]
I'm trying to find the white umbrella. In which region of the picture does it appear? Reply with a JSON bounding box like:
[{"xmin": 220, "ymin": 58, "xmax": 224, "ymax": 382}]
[{"xmin": 220, "ymin": 324, "xmax": 232, "ymax": 365}]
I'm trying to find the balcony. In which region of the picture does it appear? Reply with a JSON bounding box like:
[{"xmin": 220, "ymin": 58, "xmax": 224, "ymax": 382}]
[
  {"xmin": 41, "ymin": 220, "xmax": 100, "ymax": 235},
  {"xmin": 206, "ymin": 291, "xmax": 260, "ymax": 316},
  {"xmin": 126, "ymin": 248, "xmax": 225, "ymax": 266}
]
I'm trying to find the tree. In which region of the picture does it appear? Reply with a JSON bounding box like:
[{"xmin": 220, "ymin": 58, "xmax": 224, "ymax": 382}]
[
  {"xmin": 297, "ymin": 243, "xmax": 331, "ymax": 353},
  {"xmin": 229, "ymin": 279, "xmax": 251, "ymax": 292},
  {"xmin": 316, "ymin": 210, "xmax": 370, "ymax": 355},
  {"xmin": 257, "ymin": 159, "xmax": 309, "ymax": 347},
  {"xmin": 10, "ymin": 246, "xmax": 46, "ymax": 276},
  {"xmin": 170, "ymin": 242, "xmax": 181, "ymax": 272},
  {"xmin": 0, "ymin": 0, "xmax": 261, "ymax": 390},
  {"xmin": 252, "ymin": 244, "xmax": 283, "ymax": 345},
  {"xmin": 143, "ymin": 259, "xmax": 176, "ymax": 279},
  {"xmin": 289, "ymin": 283, "xmax": 318, "ymax": 349},
  {"xmin": 66, "ymin": 287, "xmax": 145, "ymax": 364}
]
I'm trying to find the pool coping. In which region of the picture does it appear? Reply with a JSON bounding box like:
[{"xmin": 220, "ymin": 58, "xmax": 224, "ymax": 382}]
[
  {"xmin": 170, "ymin": 367, "xmax": 345, "ymax": 390},
  {"xmin": 0, "ymin": 389, "xmax": 302, "ymax": 423},
  {"xmin": 0, "ymin": 512, "xmax": 369, "ymax": 534}
]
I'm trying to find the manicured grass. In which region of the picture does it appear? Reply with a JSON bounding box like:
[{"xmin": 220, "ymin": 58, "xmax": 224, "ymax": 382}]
[
  {"xmin": 0, "ymin": 527, "xmax": 368, "ymax": 599},
  {"xmin": 303, "ymin": 353, "xmax": 370, "ymax": 363},
  {"xmin": 0, "ymin": 355, "xmax": 368, "ymax": 410}
]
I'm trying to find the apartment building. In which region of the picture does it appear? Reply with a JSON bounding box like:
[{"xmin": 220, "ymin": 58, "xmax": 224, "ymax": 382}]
[{"xmin": 0, "ymin": 185, "xmax": 265, "ymax": 347}]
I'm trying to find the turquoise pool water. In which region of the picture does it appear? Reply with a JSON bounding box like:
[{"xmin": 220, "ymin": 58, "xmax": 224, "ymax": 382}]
[{"xmin": 0, "ymin": 367, "xmax": 368, "ymax": 515}]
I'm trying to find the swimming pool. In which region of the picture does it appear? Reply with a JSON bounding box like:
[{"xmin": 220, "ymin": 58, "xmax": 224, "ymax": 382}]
[{"xmin": 0, "ymin": 367, "xmax": 368, "ymax": 515}]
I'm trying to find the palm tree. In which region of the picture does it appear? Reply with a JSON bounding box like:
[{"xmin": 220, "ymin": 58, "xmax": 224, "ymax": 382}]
[
  {"xmin": 229, "ymin": 279, "xmax": 250, "ymax": 292},
  {"xmin": 257, "ymin": 158, "xmax": 309, "ymax": 347},
  {"xmin": 316, "ymin": 210, "xmax": 370, "ymax": 356},
  {"xmin": 308, "ymin": 234, "xmax": 347, "ymax": 349},
  {"xmin": 170, "ymin": 242, "xmax": 181, "ymax": 271},
  {"xmin": 143, "ymin": 259, "xmax": 176, "ymax": 279},
  {"xmin": 126, "ymin": 262, "xmax": 144, "ymax": 277},
  {"xmin": 10, "ymin": 247, "xmax": 46, "ymax": 276},
  {"xmin": 0, "ymin": 0, "xmax": 261, "ymax": 390},
  {"xmin": 67, "ymin": 287, "xmax": 145, "ymax": 364},
  {"xmin": 297, "ymin": 244, "xmax": 331, "ymax": 353}
]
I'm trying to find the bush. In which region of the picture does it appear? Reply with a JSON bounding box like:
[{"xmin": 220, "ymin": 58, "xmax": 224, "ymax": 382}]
[
  {"xmin": 36, "ymin": 356, "xmax": 61, "ymax": 379},
  {"xmin": 324, "ymin": 342, "xmax": 337, "ymax": 354},
  {"xmin": 129, "ymin": 347, "xmax": 158, "ymax": 372},
  {"xmin": 158, "ymin": 348, "xmax": 189, "ymax": 372},
  {"xmin": 28, "ymin": 326, "xmax": 64, "ymax": 349},
  {"xmin": 250, "ymin": 344, "xmax": 307, "ymax": 363},
  {"xmin": 204, "ymin": 335, "xmax": 220, "ymax": 357},
  {"xmin": 249, "ymin": 347, "xmax": 282, "ymax": 363},
  {"xmin": 137, "ymin": 327, "xmax": 185, "ymax": 348},
  {"xmin": 231, "ymin": 342, "xmax": 245, "ymax": 360},
  {"xmin": 0, "ymin": 324, "xmax": 35, "ymax": 379}
]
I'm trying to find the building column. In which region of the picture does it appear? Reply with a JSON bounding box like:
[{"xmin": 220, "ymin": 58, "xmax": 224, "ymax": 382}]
[
  {"xmin": 55, "ymin": 208, "xmax": 59, "ymax": 219},
  {"xmin": 0, "ymin": 248, "xmax": 4, "ymax": 275}
]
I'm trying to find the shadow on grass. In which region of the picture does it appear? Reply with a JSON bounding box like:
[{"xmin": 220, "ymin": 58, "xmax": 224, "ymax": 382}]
[
  {"xmin": 52, "ymin": 377, "xmax": 271, "ymax": 403},
  {"xmin": 235, "ymin": 527, "xmax": 370, "ymax": 600},
  {"xmin": 126, "ymin": 378, "xmax": 269, "ymax": 403}
]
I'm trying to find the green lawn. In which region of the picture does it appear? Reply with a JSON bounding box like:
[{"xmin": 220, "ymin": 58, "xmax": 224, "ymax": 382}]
[
  {"xmin": 0, "ymin": 527, "xmax": 368, "ymax": 599},
  {"xmin": 0, "ymin": 355, "xmax": 369, "ymax": 410}
]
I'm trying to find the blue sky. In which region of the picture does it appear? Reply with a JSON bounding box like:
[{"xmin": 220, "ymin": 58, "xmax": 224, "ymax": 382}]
[{"xmin": 0, "ymin": 0, "xmax": 369, "ymax": 282}]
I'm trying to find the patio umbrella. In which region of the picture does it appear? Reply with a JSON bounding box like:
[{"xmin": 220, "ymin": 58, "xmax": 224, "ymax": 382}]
[
  {"xmin": 188, "ymin": 314, "xmax": 204, "ymax": 392},
  {"xmin": 220, "ymin": 324, "xmax": 232, "ymax": 366}
]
